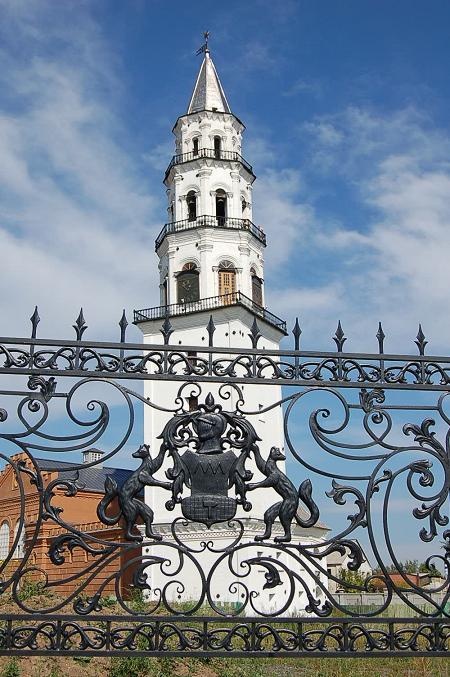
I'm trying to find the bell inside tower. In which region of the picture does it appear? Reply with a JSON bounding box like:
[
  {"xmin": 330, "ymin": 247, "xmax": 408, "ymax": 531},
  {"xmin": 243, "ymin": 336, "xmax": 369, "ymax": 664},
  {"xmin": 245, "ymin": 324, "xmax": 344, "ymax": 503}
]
[
  {"xmin": 215, "ymin": 189, "xmax": 226, "ymax": 225},
  {"xmin": 187, "ymin": 191, "xmax": 197, "ymax": 222},
  {"xmin": 213, "ymin": 135, "xmax": 221, "ymax": 158}
]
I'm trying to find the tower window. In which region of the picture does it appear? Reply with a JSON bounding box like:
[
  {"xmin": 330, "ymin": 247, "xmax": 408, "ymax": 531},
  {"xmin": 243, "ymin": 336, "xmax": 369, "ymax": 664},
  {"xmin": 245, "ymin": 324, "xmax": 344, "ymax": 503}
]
[
  {"xmin": 177, "ymin": 263, "xmax": 199, "ymax": 304},
  {"xmin": 215, "ymin": 189, "xmax": 227, "ymax": 226},
  {"xmin": 251, "ymin": 267, "xmax": 263, "ymax": 306},
  {"xmin": 214, "ymin": 136, "xmax": 222, "ymax": 159},
  {"xmin": 193, "ymin": 137, "xmax": 199, "ymax": 156},
  {"xmin": 218, "ymin": 260, "xmax": 236, "ymax": 303},
  {"xmin": 186, "ymin": 191, "xmax": 197, "ymax": 222}
]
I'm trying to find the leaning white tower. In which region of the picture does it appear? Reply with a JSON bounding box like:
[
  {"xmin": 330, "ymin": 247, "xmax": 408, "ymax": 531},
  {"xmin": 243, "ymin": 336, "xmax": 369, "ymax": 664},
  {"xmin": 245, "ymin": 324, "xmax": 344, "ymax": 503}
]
[{"xmin": 134, "ymin": 40, "xmax": 328, "ymax": 610}]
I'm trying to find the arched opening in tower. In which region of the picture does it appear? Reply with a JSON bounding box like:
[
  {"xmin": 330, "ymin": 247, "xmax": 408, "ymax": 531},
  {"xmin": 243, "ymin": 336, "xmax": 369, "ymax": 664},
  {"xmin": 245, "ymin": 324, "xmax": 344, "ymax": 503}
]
[{"xmin": 215, "ymin": 189, "xmax": 227, "ymax": 226}]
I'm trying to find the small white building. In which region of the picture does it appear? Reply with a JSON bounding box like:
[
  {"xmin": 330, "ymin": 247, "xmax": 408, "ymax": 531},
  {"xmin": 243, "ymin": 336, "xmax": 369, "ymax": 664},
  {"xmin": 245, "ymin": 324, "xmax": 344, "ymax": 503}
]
[
  {"xmin": 326, "ymin": 539, "xmax": 373, "ymax": 594},
  {"xmin": 134, "ymin": 43, "xmax": 330, "ymax": 613}
]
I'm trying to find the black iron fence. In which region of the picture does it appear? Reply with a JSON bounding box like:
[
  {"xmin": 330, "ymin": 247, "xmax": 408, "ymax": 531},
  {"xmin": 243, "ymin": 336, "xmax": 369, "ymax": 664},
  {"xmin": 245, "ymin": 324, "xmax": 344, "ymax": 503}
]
[{"xmin": 0, "ymin": 310, "xmax": 449, "ymax": 657}]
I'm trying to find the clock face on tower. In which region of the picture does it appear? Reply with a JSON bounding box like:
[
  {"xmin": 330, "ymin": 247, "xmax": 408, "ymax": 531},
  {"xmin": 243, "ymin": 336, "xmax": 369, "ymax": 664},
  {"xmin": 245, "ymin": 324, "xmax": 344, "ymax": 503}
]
[{"xmin": 177, "ymin": 271, "xmax": 200, "ymax": 303}]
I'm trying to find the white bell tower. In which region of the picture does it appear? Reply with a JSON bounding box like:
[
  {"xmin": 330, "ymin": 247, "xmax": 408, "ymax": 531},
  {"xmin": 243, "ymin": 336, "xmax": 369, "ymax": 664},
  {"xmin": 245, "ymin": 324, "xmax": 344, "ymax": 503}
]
[
  {"xmin": 134, "ymin": 41, "xmax": 288, "ymax": 522},
  {"xmin": 132, "ymin": 41, "xmax": 328, "ymax": 609}
]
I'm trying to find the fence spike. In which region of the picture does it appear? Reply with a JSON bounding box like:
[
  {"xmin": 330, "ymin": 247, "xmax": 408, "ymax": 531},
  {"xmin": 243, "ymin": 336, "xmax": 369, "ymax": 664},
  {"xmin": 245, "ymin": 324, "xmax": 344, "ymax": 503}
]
[
  {"xmin": 160, "ymin": 316, "xmax": 173, "ymax": 345},
  {"xmin": 415, "ymin": 324, "xmax": 428, "ymax": 356},
  {"xmin": 333, "ymin": 320, "xmax": 347, "ymax": 352},
  {"xmin": 292, "ymin": 318, "xmax": 302, "ymax": 351},
  {"xmin": 119, "ymin": 310, "xmax": 128, "ymax": 343},
  {"xmin": 30, "ymin": 306, "xmax": 40, "ymax": 339},
  {"xmin": 206, "ymin": 315, "xmax": 216, "ymax": 347},
  {"xmin": 249, "ymin": 318, "xmax": 261, "ymax": 348},
  {"xmin": 376, "ymin": 322, "xmax": 385, "ymax": 354},
  {"xmin": 73, "ymin": 308, "xmax": 87, "ymax": 340}
]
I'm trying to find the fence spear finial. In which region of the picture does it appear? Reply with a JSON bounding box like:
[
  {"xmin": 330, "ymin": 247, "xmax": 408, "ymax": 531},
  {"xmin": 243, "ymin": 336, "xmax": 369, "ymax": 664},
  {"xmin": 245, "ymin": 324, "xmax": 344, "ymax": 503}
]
[
  {"xmin": 292, "ymin": 317, "xmax": 302, "ymax": 351},
  {"xmin": 333, "ymin": 320, "xmax": 346, "ymax": 352},
  {"xmin": 249, "ymin": 318, "xmax": 261, "ymax": 348},
  {"xmin": 160, "ymin": 316, "xmax": 173, "ymax": 345},
  {"xmin": 119, "ymin": 310, "xmax": 128, "ymax": 343},
  {"xmin": 415, "ymin": 324, "xmax": 427, "ymax": 355},
  {"xmin": 376, "ymin": 322, "xmax": 385, "ymax": 354},
  {"xmin": 73, "ymin": 308, "xmax": 87, "ymax": 340},
  {"xmin": 206, "ymin": 315, "xmax": 216, "ymax": 347},
  {"xmin": 30, "ymin": 306, "xmax": 40, "ymax": 339}
]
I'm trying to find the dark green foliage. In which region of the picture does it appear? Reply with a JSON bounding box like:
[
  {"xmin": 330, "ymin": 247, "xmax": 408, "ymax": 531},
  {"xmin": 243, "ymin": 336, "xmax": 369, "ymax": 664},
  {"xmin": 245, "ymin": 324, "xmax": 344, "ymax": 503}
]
[{"xmin": 1, "ymin": 659, "xmax": 19, "ymax": 677}]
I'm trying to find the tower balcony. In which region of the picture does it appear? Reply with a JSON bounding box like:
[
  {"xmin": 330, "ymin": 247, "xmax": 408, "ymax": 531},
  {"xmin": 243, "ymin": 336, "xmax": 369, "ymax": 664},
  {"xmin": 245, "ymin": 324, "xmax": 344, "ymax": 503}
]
[
  {"xmin": 134, "ymin": 291, "xmax": 287, "ymax": 334},
  {"xmin": 164, "ymin": 148, "xmax": 254, "ymax": 181},
  {"xmin": 155, "ymin": 215, "xmax": 266, "ymax": 251}
]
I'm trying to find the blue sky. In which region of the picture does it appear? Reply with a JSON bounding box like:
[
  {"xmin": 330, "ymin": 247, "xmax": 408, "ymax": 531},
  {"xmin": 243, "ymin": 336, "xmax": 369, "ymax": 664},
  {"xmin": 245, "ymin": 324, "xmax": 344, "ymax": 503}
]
[
  {"xmin": 1, "ymin": 0, "xmax": 450, "ymax": 352},
  {"xmin": 1, "ymin": 1, "xmax": 450, "ymax": 565}
]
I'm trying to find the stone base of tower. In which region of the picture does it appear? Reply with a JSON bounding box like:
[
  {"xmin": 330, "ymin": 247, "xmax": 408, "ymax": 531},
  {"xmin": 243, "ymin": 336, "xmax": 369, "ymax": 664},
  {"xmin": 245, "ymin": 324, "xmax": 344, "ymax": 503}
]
[{"xmin": 140, "ymin": 519, "xmax": 330, "ymax": 616}]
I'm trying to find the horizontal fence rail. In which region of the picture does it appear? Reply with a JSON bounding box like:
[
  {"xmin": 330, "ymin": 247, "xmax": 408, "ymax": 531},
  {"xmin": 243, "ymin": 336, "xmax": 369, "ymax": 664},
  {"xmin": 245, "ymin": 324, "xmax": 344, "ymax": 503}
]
[
  {"xmin": 0, "ymin": 616, "xmax": 449, "ymax": 657},
  {"xmin": 0, "ymin": 311, "xmax": 449, "ymax": 389},
  {"xmin": 0, "ymin": 308, "xmax": 449, "ymax": 658}
]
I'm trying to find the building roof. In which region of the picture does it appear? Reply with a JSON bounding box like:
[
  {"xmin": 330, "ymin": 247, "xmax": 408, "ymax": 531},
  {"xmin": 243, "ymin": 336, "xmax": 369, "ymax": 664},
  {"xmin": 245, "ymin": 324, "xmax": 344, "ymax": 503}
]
[
  {"xmin": 35, "ymin": 457, "xmax": 133, "ymax": 493},
  {"xmin": 187, "ymin": 50, "xmax": 231, "ymax": 115}
]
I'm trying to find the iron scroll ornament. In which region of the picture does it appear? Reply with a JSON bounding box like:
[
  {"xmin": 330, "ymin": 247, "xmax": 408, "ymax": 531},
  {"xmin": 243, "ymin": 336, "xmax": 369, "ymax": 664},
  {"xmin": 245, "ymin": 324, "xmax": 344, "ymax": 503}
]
[{"xmin": 97, "ymin": 393, "xmax": 320, "ymax": 538}]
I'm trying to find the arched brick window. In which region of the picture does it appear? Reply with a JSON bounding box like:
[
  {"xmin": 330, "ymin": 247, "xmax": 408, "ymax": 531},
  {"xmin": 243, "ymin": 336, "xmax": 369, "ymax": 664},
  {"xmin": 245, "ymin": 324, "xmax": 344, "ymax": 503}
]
[{"xmin": 0, "ymin": 521, "xmax": 10, "ymax": 559}]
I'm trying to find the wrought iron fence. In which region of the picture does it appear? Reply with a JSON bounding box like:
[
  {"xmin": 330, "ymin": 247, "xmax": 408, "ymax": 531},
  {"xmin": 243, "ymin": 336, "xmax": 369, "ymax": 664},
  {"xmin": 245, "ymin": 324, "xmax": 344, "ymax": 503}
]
[{"xmin": 0, "ymin": 309, "xmax": 449, "ymax": 657}]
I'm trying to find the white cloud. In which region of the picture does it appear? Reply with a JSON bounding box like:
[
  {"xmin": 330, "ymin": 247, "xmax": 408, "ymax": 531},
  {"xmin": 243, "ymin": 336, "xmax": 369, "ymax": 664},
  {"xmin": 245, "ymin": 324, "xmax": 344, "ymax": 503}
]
[
  {"xmin": 0, "ymin": 1, "xmax": 161, "ymax": 340},
  {"xmin": 279, "ymin": 105, "xmax": 450, "ymax": 352},
  {"xmin": 283, "ymin": 78, "xmax": 323, "ymax": 98},
  {"xmin": 252, "ymin": 164, "xmax": 314, "ymax": 268}
]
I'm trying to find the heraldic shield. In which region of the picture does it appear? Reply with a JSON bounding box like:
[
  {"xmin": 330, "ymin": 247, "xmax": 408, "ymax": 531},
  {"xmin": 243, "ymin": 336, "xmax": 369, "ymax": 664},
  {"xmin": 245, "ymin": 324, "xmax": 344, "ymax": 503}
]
[{"xmin": 160, "ymin": 393, "xmax": 257, "ymax": 527}]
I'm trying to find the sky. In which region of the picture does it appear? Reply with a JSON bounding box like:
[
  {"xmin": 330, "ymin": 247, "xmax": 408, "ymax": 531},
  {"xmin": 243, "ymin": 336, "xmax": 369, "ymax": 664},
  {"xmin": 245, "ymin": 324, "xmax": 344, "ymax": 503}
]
[
  {"xmin": 1, "ymin": 0, "xmax": 450, "ymax": 566},
  {"xmin": 1, "ymin": 0, "xmax": 450, "ymax": 353}
]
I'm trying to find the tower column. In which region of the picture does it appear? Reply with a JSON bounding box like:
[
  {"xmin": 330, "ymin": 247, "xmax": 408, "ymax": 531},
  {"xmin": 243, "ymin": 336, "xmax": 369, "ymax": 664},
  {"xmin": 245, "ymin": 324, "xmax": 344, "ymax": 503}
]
[
  {"xmin": 198, "ymin": 168, "xmax": 212, "ymax": 216},
  {"xmin": 173, "ymin": 174, "xmax": 184, "ymax": 221},
  {"xmin": 199, "ymin": 121, "xmax": 211, "ymax": 149},
  {"xmin": 198, "ymin": 241, "xmax": 213, "ymax": 298},
  {"xmin": 230, "ymin": 170, "xmax": 241, "ymax": 218}
]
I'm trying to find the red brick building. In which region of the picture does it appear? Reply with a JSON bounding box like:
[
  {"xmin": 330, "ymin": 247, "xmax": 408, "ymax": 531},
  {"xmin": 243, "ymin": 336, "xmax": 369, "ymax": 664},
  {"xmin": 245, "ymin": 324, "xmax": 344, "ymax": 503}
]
[{"xmin": 0, "ymin": 450, "xmax": 139, "ymax": 600}]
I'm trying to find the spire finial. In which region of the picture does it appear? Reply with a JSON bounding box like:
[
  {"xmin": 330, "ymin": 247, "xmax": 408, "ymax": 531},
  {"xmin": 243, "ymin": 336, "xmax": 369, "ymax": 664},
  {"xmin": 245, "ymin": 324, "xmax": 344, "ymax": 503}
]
[{"xmin": 196, "ymin": 31, "xmax": 210, "ymax": 56}]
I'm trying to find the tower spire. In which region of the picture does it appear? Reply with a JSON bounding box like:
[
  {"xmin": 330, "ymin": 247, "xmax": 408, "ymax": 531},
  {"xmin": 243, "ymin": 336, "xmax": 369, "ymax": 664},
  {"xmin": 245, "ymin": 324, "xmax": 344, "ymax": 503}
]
[
  {"xmin": 195, "ymin": 31, "xmax": 210, "ymax": 56},
  {"xmin": 188, "ymin": 32, "xmax": 231, "ymax": 115}
]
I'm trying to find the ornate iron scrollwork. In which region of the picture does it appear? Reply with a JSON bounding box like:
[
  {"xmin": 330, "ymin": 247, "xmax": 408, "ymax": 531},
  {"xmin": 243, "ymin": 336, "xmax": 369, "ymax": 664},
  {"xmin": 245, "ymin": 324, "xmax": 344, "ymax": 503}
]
[{"xmin": 0, "ymin": 314, "xmax": 449, "ymax": 657}]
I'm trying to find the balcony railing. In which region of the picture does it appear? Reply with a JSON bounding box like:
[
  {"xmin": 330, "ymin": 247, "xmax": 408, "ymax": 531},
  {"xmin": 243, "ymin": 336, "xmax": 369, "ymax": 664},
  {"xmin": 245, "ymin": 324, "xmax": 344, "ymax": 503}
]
[
  {"xmin": 164, "ymin": 148, "xmax": 253, "ymax": 179},
  {"xmin": 134, "ymin": 291, "xmax": 287, "ymax": 334},
  {"xmin": 155, "ymin": 215, "xmax": 266, "ymax": 250}
]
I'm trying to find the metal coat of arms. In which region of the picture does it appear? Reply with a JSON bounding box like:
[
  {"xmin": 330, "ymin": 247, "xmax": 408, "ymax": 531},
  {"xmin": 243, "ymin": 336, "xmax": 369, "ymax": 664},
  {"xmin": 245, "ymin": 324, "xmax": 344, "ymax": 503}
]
[{"xmin": 98, "ymin": 392, "xmax": 319, "ymax": 539}]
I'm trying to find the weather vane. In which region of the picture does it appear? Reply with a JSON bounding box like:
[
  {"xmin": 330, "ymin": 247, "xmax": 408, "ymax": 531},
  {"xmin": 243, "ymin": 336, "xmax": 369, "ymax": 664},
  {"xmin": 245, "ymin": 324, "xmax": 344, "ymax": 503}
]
[{"xmin": 196, "ymin": 31, "xmax": 210, "ymax": 56}]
